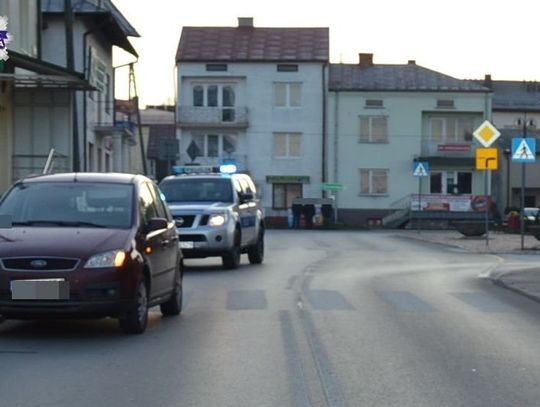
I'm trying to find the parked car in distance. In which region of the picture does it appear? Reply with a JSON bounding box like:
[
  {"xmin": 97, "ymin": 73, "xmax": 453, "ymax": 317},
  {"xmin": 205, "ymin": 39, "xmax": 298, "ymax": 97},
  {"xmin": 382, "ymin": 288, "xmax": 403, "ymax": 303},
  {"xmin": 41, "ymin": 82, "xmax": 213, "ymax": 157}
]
[
  {"xmin": 523, "ymin": 207, "xmax": 539, "ymax": 222},
  {"xmin": 0, "ymin": 173, "xmax": 183, "ymax": 334},
  {"xmin": 159, "ymin": 165, "xmax": 265, "ymax": 269}
]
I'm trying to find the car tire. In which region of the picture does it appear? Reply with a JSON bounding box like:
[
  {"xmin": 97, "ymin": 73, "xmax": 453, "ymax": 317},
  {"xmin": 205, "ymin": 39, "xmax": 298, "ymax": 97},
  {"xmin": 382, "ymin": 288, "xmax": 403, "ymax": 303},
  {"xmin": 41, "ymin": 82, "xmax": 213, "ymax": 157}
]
[
  {"xmin": 248, "ymin": 229, "xmax": 264, "ymax": 264},
  {"xmin": 160, "ymin": 264, "xmax": 183, "ymax": 316},
  {"xmin": 119, "ymin": 279, "xmax": 149, "ymax": 334},
  {"xmin": 222, "ymin": 229, "xmax": 241, "ymax": 269}
]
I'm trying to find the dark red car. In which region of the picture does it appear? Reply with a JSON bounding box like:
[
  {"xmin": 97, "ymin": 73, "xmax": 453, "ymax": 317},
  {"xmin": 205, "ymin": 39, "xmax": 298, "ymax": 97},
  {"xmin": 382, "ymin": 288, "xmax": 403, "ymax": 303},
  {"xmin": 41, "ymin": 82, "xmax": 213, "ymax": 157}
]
[{"xmin": 0, "ymin": 173, "xmax": 183, "ymax": 334}]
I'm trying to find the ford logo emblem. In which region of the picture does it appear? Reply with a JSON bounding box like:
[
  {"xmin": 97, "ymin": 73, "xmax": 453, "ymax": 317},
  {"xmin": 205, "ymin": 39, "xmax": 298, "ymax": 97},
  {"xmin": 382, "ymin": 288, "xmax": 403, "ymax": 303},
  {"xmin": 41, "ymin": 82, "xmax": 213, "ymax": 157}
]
[
  {"xmin": 30, "ymin": 259, "xmax": 47, "ymax": 268},
  {"xmin": 175, "ymin": 217, "xmax": 184, "ymax": 227}
]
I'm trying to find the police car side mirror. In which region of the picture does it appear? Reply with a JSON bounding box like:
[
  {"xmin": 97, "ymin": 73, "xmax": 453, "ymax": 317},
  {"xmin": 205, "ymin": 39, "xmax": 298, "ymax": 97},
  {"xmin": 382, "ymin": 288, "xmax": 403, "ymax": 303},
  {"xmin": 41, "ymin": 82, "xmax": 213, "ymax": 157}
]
[{"xmin": 239, "ymin": 192, "xmax": 254, "ymax": 203}]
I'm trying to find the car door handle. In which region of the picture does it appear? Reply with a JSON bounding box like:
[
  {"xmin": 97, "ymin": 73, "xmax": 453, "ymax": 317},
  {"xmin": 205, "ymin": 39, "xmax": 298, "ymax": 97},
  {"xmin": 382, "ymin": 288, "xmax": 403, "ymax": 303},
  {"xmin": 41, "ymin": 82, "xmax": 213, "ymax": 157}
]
[{"xmin": 161, "ymin": 239, "xmax": 170, "ymax": 246}]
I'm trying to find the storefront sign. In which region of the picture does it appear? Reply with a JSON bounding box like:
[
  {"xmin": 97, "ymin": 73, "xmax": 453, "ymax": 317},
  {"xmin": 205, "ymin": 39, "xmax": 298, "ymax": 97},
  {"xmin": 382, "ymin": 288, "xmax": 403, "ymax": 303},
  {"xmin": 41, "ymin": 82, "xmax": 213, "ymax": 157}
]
[
  {"xmin": 410, "ymin": 194, "xmax": 490, "ymax": 212},
  {"xmin": 437, "ymin": 144, "xmax": 471, "ymax": 152},
  {"xmin": 266, "ymin": 175, "xmax": 310, "ymax": 184}
]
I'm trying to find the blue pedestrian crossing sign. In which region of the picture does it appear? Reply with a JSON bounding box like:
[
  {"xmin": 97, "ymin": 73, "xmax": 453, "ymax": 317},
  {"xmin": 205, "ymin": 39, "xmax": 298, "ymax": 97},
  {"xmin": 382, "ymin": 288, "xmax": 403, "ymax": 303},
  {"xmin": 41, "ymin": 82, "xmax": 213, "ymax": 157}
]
[
  {"xmin": 413, "ymin": 161, "xmax": 429, "ymax": 177},
  {"xmin": 512, "ymin": 138, "xmax": 536, "ymax": 163}
]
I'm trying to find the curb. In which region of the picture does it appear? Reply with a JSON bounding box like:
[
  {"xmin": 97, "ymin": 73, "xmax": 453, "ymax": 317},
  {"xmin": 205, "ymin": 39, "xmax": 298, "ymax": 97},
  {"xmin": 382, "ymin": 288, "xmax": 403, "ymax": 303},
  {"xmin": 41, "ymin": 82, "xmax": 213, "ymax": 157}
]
[{"xmin": 490, "ymin": 275, "xmax": 540, "ymax": 304}]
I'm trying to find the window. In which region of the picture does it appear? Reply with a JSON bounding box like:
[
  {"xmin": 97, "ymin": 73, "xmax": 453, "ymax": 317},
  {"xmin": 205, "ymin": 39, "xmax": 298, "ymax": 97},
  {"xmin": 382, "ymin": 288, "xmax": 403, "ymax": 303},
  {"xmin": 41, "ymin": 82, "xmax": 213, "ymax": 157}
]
[
  {"xmin": 140, "ymin": 183, "xmax": 159, "ymax": 224},
  {"xmin": 277, "ymin": 64, "xmax": 298, "ymax": 72},
  {"xmin": 206, "ymin": 64, "xmax": 228, "ymax": 71},
  {"xmin": 190, "ymin": 134, "xmax": 237, "ymax": 158},
  {"xmin": 272, "ymin": 184, "xmax": 302, "ymax": 209},
  {"xmin": 192, "ymin": 84, "xmax": 236, "ymax": 110},
  {"xmin": 359, "ymin": 116, "xmax": 388, "ymax": 143},
  {"xmin": 274, "ymin": 82, "xmax": 302, "ymax": 107},
  {"xmin": 437, "ymin": 99, "xmax": 455, "ymax": 108},
  {"xmin": 359, "ymin": 169, "xmax": 388, "ymax": 195},
  {"xmin": 429, "ymin": 116, "xmax": 475, "ymax": 142},
  {"xmin": 430, "ymin": 171, "xmax": 472, "ymax": 194},
  {"xmin": 365, "ymin": 99, "xmax": 384, "ymax": 108},
  {"xmin": 193, "ymin": 86, "xmax": 204, "ymax": 107},
  {"xmin": 273, "ymin": 133, "xmax": 301, "ymax": 158}
]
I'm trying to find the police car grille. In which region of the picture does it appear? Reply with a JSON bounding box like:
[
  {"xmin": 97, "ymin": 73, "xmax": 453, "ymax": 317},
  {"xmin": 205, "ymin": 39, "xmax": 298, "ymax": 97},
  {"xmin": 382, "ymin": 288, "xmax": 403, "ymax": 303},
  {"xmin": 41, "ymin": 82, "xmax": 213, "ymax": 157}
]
[
  {"xmin": 179, "ymin": 234, "xmax": 207, "ymax": 242},
  {"xmin": 174, "ymin": 215, "xmax": 195, "ymax": 228}
]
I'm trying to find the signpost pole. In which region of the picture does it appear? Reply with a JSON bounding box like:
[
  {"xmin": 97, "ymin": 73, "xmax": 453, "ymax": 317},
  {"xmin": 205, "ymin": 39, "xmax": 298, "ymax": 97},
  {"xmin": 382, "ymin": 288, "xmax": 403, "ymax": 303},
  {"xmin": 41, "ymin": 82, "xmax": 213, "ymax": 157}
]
[
  {"xmin": 418, "ymin": 178, "xmax": 421, "ymax": 233},
  {"xmin": 485, "ymin": 170, "xmax": 489, "ymax": 247},
  {"xmin": 521, "ymin": 161, "xmax": 525, "ymax": 250}
]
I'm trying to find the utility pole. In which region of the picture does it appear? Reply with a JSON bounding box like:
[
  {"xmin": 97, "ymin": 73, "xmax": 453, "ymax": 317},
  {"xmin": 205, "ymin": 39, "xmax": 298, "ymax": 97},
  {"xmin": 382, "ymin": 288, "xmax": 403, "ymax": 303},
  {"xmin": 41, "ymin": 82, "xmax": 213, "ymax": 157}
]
[
  {"xmin": 129, "ymin": 64, "xmax": 148, "ymax": 175},
  {"xmin": 65, "ymin": 0, "xmax": 80, "ymax": 171}
]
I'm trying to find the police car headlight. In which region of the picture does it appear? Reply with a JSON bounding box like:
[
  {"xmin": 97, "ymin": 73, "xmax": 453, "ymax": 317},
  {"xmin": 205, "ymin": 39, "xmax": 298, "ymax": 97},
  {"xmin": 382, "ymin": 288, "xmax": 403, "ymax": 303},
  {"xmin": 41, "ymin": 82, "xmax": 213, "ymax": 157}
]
[{"xmin": 208, "ymin": 213, "xmax": 227, "ymax": 227}]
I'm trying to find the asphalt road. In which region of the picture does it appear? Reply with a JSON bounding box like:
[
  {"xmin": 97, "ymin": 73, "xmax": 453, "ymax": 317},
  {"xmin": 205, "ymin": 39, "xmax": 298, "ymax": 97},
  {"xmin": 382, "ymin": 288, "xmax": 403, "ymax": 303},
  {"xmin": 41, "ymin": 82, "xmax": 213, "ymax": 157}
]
[{"xmin": 2, "ymin": 230, "xmax": 540, "ymax": 406}]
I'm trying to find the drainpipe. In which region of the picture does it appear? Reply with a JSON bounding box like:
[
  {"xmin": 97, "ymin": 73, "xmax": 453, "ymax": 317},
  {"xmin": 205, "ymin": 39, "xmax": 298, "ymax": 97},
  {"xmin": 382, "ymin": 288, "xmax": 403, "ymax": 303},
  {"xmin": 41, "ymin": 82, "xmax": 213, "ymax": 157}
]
[
  {"xmin": 321, "ymin": 63, "xmax": 328, "ymax": 193},
  {"xmin": 64, "ymin": 0, "xmax": 80, "ymax": 171},
  {"xmin": 333, "ymin": 90, "xmax": 339, "ymax": 222}
]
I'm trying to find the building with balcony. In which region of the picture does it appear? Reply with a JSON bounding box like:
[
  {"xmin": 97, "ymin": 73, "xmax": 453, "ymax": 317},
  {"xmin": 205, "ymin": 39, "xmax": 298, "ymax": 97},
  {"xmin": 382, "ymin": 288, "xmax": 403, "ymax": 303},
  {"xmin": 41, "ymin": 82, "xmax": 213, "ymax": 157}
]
[
  {"xmin": 175, "ymin": 18, "xmax": 329, "ymax": 218},
  {"xmin": 327, "ymin": 54, "xmax": 491, "ymax": 227}
]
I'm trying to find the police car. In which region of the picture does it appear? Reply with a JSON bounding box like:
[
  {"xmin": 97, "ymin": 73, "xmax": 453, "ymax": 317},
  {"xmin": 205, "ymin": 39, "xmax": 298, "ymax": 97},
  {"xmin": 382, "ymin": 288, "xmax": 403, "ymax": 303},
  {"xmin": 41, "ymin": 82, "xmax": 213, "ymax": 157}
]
[{"xmin": 159, "ymin": 165, "xmax": 264, "ymax": 269}]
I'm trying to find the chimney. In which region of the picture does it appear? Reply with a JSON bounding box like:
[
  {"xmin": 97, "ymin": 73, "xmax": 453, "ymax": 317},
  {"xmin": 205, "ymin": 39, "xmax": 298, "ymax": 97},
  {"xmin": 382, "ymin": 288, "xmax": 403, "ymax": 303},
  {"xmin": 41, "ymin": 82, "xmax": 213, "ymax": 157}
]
[
  {"xmin": 238, "ymin": 17, "xmax": 254, "ymax": 28},
  {"xmin": 408, "ymin": 60, "xmax": 416, "ymax": 65},
  {"xmin": 484, "ymin": 74, "xmax": 492, "ymax": 89},
  {"xmin": 359, "ymin": 53, "xmax": 373, "ymax": 67}
]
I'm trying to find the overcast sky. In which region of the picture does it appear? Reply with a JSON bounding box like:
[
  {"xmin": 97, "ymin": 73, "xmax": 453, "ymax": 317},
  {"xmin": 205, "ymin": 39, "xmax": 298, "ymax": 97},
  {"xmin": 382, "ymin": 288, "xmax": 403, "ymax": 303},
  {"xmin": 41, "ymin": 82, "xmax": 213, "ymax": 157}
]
[{"xmin": 112, "ymin": 0, "xmax": 540, "ymax": 107}]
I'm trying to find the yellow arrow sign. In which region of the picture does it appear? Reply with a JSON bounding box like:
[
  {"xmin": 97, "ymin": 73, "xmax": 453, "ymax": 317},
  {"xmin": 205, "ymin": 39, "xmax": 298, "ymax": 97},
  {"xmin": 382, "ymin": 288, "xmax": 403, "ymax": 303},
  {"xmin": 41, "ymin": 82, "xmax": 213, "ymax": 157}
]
[{"xmin": 476, "ymin": 148, "xmax": 498, "ymax": 170}]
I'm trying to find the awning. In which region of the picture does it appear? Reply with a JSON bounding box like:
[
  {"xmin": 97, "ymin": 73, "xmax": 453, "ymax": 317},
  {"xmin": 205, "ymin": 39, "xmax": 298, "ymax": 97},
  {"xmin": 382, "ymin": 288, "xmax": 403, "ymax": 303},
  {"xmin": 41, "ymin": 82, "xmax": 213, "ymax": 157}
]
[
  {"xmin": 0, "ymin": 50, "xmax": 93, "ymax": 90},
  {"xmin": 417, "ymin": 157, "xmax": 475, "ymax": 168}
]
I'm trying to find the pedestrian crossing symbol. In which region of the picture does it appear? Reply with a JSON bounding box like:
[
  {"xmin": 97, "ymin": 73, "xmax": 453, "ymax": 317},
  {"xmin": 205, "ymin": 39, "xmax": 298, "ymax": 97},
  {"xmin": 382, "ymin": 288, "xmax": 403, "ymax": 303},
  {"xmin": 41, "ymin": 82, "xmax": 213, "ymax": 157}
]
[
  {"xmin": 512, "ymin": 138, "xmax": 536, "ymax": 163},
  {"xmin": 413, "ymin": 161, "xmax": 429, "ymax": 177}
]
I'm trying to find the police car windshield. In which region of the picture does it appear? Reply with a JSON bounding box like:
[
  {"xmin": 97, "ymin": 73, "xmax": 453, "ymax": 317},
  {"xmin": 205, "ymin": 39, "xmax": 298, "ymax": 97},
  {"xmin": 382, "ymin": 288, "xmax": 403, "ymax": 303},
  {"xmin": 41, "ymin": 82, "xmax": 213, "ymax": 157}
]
[{"xmin": 160, "ymin": 178, "xmax": 233, "ymax": 203}]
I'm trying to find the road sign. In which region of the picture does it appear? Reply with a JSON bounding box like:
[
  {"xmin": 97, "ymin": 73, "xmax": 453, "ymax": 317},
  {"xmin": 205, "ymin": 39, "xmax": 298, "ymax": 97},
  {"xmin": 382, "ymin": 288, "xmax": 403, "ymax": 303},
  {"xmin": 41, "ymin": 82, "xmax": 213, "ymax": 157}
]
[
  {"xmin": 413, "ymin": 161, "xmax": 429, "ymax": 177},
  {"xmin": 512, "ymin": 138, "xmax": 536, "ymax": 163},
  {"xmin": 475, "ymin": 148, "xmax": 498, "ymax": 170},
  {"xmin": 473, "ymin": 120, "xmax": 501, "ymax": 147},
  {"xmin": 321, "ymin": 183, "xmax": 345, "ymax": 191}
]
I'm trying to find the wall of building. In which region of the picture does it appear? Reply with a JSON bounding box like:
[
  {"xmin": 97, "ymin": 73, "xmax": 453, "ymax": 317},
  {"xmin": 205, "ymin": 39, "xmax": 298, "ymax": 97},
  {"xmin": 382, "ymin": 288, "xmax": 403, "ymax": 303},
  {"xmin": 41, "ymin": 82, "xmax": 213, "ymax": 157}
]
[
  {"xmin": 178, "ymin": 61, "xmax": 326, "ymax": 215},
  {"xmin": 41, "ymin": 16, "xmax": 116, "ymax": 172},
  {"xmin": 327, "ymin": 91, "xmax": 489, "ymax": 216},
  {"xmin": 0, "ymin": 84, "xmax": 13, "ymax": 195}
]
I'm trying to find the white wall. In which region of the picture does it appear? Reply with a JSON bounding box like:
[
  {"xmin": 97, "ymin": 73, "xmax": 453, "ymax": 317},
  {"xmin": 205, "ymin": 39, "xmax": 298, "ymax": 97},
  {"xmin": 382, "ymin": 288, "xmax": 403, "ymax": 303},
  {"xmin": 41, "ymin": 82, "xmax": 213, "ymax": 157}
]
[
  {"xmin": 327, "ymin": 91, "xmax": 489, "ymax": 210},
  {"xmin": 178, "ymin": 62, "xmax": 326, "ymax": 213}
]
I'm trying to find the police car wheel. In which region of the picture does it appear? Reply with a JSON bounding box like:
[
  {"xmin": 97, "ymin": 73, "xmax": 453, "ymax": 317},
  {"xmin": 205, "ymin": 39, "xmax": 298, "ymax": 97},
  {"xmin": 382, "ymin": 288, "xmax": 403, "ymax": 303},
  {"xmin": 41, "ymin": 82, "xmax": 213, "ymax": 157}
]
[
  {"xmin": 248, "ymin": 229, "xmax": 264, "ymax": 264},
  {"xmin": 222, "ymin": 230, "xmax": 241, "ymax": 269}
]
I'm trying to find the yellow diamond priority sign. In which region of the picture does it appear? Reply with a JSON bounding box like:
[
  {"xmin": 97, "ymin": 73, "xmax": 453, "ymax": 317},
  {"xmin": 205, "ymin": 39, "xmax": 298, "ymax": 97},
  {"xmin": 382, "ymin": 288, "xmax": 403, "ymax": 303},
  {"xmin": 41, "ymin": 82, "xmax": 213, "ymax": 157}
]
[{"xmin": 473, "ymin": 120, "xmax": 500, "ymax": 147}]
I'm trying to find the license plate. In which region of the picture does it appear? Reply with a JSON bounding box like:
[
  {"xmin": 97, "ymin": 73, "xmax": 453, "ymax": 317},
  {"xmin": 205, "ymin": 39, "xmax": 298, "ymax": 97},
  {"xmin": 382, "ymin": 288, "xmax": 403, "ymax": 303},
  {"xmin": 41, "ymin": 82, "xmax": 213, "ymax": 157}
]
[
  {"xmin": 180, "ymin": 241, "xmax": 194, "ymax": 249},
  {"xmin": 10, "ymin": 279, "xmax": 69, "ymax": 300}
]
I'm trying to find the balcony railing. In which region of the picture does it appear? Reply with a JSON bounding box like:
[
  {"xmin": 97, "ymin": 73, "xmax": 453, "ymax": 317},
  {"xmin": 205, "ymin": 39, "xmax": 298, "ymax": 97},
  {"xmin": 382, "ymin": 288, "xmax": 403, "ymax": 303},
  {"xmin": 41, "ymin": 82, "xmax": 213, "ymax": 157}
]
[
  {"xmin": 421, "ymin": 139, "xmax": 474, "ymax": 157},
  {"xmin": 177, "ymin": 106, "xmax": 249, "ymax": 129}
]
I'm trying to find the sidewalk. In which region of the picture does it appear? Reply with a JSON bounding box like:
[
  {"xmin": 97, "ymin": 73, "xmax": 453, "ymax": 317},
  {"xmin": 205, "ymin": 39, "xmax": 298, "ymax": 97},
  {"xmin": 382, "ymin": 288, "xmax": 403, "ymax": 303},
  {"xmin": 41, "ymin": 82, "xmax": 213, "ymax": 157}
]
[
  {"xmin": 396, "ymin": 229, "xmax": 540, "ymax": 254},
  {"xmin": 397, "ymin": 229, "xmax": 540, "ymax": 303}
]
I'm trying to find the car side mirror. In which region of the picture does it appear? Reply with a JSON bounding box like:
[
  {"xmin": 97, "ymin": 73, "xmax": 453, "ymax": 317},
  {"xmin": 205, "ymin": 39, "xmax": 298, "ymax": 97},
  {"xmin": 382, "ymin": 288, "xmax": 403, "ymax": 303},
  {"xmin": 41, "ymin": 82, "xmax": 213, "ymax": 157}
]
[
  {"xmin": 239, "ymin": 192, "xmax": 254, "ymax": 203},
  {"xmin": 146, "ymin": 217, "xmax": 168, "ymax": 232}
]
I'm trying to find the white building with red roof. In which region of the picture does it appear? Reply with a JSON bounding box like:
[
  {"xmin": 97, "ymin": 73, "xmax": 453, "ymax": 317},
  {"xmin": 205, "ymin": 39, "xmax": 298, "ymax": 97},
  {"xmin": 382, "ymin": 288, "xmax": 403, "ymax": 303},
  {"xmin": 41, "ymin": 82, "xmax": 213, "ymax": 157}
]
[{"xmin": 175, "ymin": 17, "xmax": 329, "ymax": 221}]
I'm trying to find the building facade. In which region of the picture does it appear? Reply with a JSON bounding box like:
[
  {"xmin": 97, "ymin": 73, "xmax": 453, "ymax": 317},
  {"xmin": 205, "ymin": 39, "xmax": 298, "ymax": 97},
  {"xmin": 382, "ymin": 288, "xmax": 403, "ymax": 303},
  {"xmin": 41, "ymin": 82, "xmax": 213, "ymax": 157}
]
[
  {"xmin": 175, "ymin": 18, "xmax": 329, "ymax": 219},
  {"xmin": 41, "ymin": 0, "xmax": 139, "ymax": 174},
  {"xmin": 327, "ymin": 54, "xmax": 492, "ymax": 227}
]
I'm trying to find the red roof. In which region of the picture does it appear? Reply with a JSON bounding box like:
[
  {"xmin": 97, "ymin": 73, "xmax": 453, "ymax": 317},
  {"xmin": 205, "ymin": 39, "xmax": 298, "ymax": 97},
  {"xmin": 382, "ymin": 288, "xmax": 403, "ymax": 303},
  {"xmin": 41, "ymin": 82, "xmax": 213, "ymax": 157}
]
[{"xmin": 176, "ymin": 26, "xmax": 329, "ymax": 62}]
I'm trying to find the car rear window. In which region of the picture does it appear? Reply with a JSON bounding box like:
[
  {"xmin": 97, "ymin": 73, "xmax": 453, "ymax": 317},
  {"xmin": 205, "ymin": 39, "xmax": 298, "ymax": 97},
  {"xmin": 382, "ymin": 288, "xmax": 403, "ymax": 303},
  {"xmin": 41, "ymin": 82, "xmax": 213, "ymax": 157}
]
[
  {"xmin": 0, "ymin": 182, "xmax": 134, "ymax": 229},
  {"xmin": 160, "ymin": 178, "xmax": 233, "ymax": 203}
]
